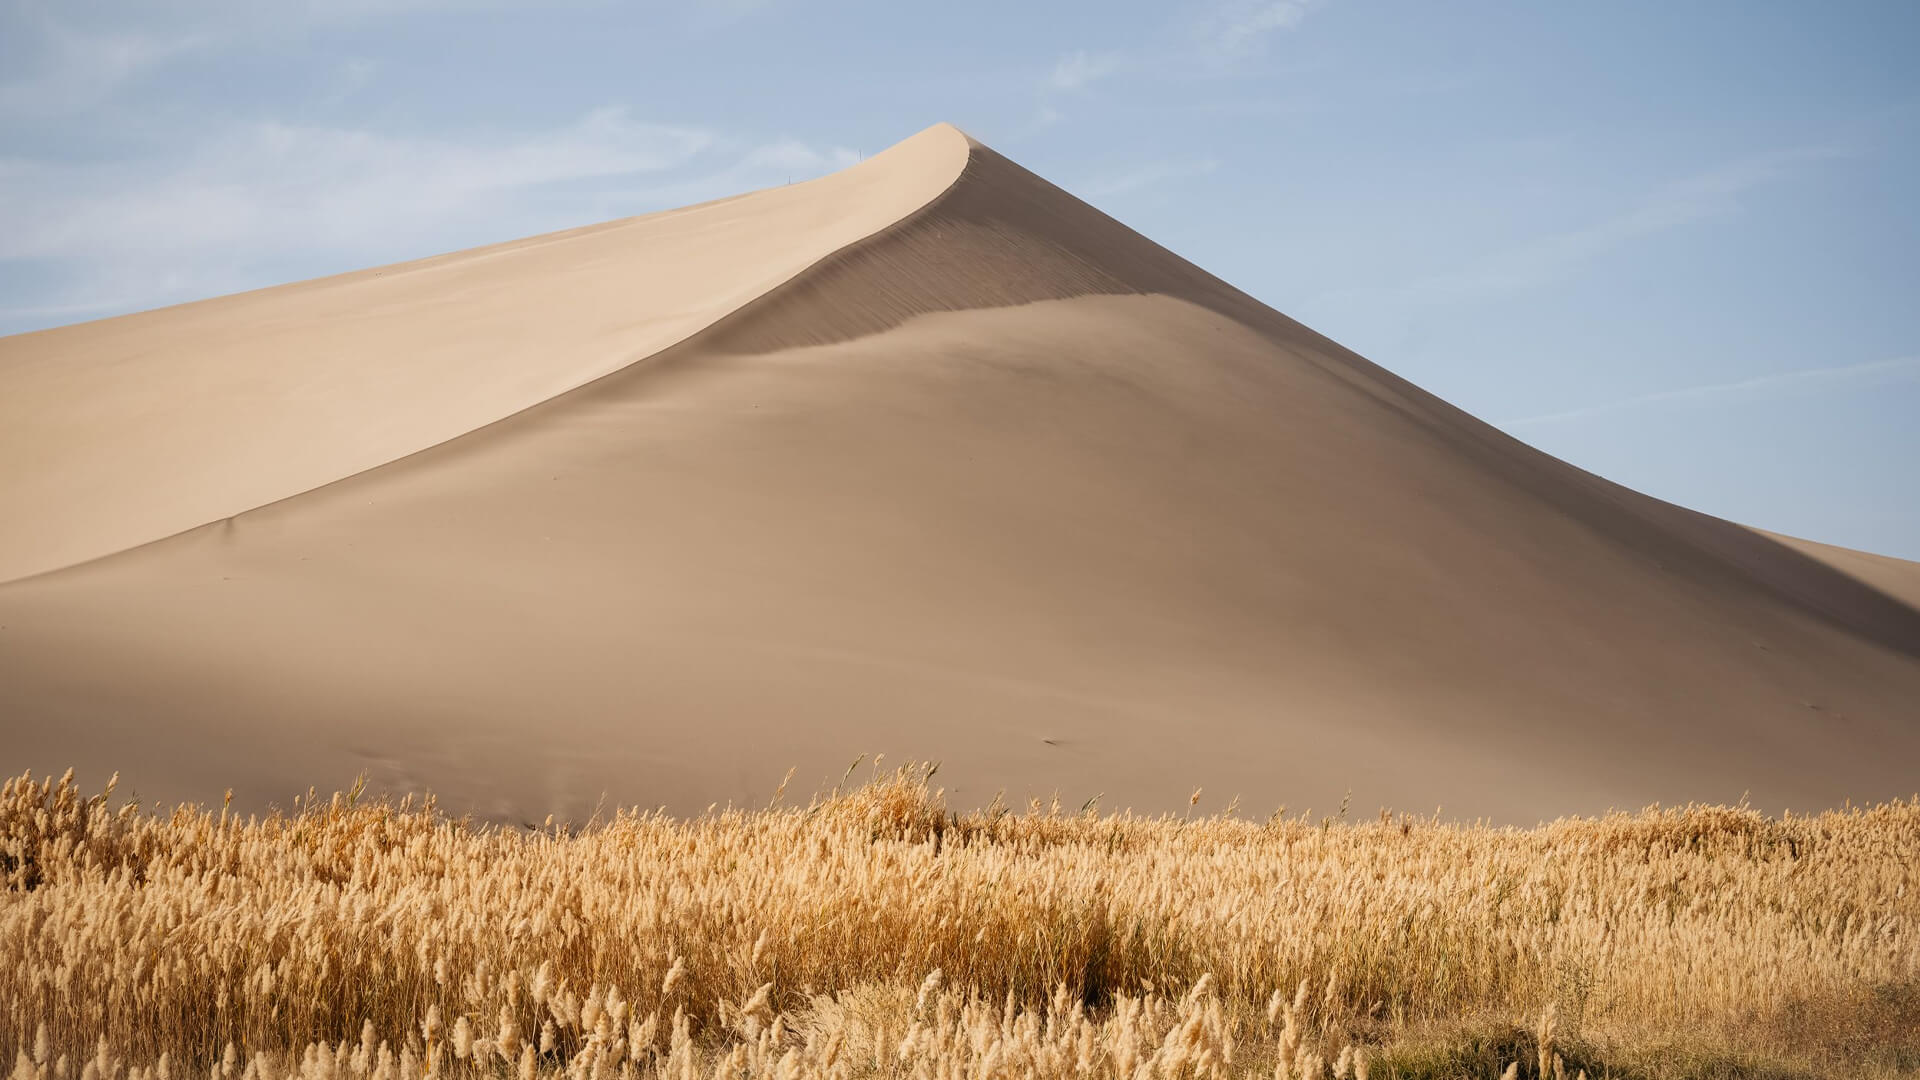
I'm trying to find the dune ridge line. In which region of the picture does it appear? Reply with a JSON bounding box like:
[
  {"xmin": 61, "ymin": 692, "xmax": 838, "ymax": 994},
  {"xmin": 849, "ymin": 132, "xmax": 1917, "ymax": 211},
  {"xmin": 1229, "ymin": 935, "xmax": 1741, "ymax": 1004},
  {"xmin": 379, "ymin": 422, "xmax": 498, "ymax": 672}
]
[{"xmin": 0, "ymin": 124, "xmax": 975, "ymax": 583}]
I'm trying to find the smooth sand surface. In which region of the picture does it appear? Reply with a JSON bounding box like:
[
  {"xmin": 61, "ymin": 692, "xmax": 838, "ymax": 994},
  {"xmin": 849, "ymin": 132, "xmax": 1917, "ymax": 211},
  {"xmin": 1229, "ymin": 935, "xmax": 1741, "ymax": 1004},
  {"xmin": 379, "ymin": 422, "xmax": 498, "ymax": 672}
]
[
  {"xmin": 0, "ymin": 125, "xmax": 967, "ymax": 582},
  {"xmin": 2, "ymin": 124, "xmax": 1916, "ymax": 822}
]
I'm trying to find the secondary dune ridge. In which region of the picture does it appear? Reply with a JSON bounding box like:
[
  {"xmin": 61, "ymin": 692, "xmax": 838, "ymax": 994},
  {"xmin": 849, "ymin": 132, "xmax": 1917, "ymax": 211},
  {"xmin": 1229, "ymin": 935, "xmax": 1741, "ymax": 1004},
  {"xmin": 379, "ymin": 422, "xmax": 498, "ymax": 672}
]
[{"xmin": 0, "ymin": 123, "xmax": 1916, "ymax": 823}]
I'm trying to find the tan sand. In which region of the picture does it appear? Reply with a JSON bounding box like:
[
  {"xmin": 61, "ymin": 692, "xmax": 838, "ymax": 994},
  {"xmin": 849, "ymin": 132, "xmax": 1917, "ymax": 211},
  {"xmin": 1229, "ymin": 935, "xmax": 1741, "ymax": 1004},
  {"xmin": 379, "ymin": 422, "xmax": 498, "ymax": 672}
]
[
  {"xmin": 0, "ymin": 125, "xmax": 968, "ymax": 582},
  {"xmin": 1, "ymin": 124, "xmax": 1916, "ymax": 823}
]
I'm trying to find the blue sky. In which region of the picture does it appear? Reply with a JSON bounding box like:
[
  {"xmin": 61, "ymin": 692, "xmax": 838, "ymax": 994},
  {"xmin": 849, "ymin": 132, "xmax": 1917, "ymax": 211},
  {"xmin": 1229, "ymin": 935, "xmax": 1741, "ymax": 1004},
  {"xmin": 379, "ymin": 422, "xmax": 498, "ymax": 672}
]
[{"xmin": 3, "ymin": 0, "xmax": 1917, "ymax": 558}]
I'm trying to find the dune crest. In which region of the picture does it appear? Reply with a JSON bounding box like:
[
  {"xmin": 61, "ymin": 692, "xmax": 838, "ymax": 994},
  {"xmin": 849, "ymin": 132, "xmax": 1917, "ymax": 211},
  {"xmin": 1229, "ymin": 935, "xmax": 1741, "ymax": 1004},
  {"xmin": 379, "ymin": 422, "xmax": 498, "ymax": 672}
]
[
  {"xmin": 1, "ymin": 124, "xmax": 1916, "ymax": 823},
  {"xmin": 0, "ymin": 124, "xmax": 970, "ymax": 582}
]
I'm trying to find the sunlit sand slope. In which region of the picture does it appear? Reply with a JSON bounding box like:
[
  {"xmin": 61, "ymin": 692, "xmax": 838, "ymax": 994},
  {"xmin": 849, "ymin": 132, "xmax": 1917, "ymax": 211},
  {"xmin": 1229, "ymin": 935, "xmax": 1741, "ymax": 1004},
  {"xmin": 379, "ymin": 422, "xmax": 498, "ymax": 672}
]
[
  {"xmin": 0, "ymin": 125, "xmax": 968, "ymax": 581},
  {"xmin": 2, "ymin": 124, "xmax": 1915, "ymax": 822}
]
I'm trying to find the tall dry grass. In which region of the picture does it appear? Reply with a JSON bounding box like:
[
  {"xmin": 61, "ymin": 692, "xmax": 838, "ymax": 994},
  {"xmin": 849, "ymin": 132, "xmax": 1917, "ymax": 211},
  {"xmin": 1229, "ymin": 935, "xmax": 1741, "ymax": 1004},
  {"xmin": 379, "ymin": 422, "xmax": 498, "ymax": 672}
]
[{"xmin": 3, "ymin": 764, "xmax": 1916, "ymax": 1079}]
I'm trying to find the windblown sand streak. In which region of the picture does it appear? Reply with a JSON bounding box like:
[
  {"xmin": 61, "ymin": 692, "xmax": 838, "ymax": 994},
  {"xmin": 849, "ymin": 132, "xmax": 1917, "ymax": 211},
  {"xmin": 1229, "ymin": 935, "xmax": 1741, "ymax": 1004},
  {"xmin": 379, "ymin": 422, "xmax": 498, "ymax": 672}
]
[{"xmin": 3, "ymin": 767, "xmax": 1916, "ymax": 1077}]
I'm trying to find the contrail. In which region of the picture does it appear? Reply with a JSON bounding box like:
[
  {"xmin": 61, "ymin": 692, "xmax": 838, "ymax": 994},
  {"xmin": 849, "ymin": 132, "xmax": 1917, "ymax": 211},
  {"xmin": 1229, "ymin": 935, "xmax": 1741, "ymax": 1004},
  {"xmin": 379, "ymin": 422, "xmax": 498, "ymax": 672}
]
[{"xmin": 1502, "ymin": 354, "xmax": 1920, "ymax": 428}]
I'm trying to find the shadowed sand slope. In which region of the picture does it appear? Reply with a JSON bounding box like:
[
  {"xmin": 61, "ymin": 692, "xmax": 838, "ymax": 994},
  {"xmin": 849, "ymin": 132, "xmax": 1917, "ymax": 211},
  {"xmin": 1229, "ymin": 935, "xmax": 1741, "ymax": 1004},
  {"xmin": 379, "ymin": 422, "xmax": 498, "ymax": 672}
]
[{"xmin": 2, "ymin": 124, "xmax": 1916, "ymax": 823}]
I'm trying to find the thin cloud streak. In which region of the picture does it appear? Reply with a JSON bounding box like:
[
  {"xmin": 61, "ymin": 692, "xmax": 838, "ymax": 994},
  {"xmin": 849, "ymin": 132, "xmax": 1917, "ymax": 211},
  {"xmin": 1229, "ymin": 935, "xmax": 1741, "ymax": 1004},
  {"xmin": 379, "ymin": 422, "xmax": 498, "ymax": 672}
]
[
  {"xmin": 1081, "ymin": 157, "xmax": 1221, "ymax": 199},
  {"xmin": 1049, "ymin": 50, "xmax": 1126, "ymax": 92},
  {"xmin": 1502, "ymin": 355, "xmax": 1920, "ymax": 428},
  {"xmin": 0, "ymin": 110, "xmax": 858, "ymax": 333},
  {"xmin": 1199, "ymin": 0, "xmax": 1323, "ymax": 59},
  {"xmin": 0, "ymin": 108, "xmax": 718, "ymax": 263},
  {"xmin": 1032, "ymin": 0, "xmax": 1327, "ymax": 130},
  {"xmin": 1302, "ymin": 141, "xmax": 1855, "ymax": 321},
  {"xmin": 0, "ymin": 20, "xmax": 209, "ymax": 116},
  {"xmin": 1418, "ymin": 143, "xmax": 1854, "ymax": 301}
]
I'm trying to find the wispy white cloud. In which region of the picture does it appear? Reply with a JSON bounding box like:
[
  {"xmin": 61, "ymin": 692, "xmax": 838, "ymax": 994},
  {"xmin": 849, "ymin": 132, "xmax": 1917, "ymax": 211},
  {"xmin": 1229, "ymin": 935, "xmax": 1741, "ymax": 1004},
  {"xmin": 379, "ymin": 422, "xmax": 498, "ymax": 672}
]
[
  {"xmin": 595, "ymin": 136, "xmax": 859, "ymax": 208},
  {"xmin": 0, "ymin": 0, "xmax": 843, "ymax": 332},
  {"xmin": 1025, "ymin": 0, "xmax": 1324, "ymax": 134},
  {"xmin": 319, "ymin": 57, "xmax": 380, "ymax": 107},
  {"xmin": 1082, "ymin": 157, "xmax": 1221, "ymax": 199},
  {"xmin": 1502, "ymin": 356, "xmax": 1920, "ymax": 428},
  {"xmin": 1304, "ymin": 141, "xmax": 1854, "ymax": 319},
  {"xmin": 1420, "ymin": 144, "xmax": 1852, "ymax": 302},
  {"xmin": 1197, "ymin": 0, "xmax": 1323, "ymax": 60},
  {"xmin": 42, "ymin": 0, "xmax": 585, "ymax": 32},
  {"xmin": 1049, "ymin": 50, "xmax": 1126, "ymax": 92},
  {"xmin": 0, "ymin": 109, "xmax": 857, "ymax": 329},
  {"xmin": 0, "ymin": 1, "xmax": 604, "ymax": 119},
  {"xmin": 0, "ymin": 108, "xmax": 715, "ymax": 262},
  {"xmin": 1025, "ymin": 50, "xmax": 1124, "ymax": 134},
  {"xmin": 732, "ymin": 137, "xmax": 859, "ymax": 174},
  {"xmin": 684, "ymin": 0, "xmax": 781, "ymax": 30},
  {"xmin": 1029, "ymin": 0, "xmax": 1326, "ymax": 132},
  {"xmin": 0, "ymin": 19, "xmax": 209, "ymax": 116},
  {"xmin": 0, "ymin": 0, "xmax": 644, "ymax": 115}
]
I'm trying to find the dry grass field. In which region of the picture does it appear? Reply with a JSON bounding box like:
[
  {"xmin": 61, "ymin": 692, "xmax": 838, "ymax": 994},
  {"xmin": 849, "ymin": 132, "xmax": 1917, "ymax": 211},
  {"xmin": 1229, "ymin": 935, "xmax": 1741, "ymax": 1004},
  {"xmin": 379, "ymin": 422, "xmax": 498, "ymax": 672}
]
[{"xmin": 4, "ymin": 764, "xmax": 1917, "ymax": 1080}]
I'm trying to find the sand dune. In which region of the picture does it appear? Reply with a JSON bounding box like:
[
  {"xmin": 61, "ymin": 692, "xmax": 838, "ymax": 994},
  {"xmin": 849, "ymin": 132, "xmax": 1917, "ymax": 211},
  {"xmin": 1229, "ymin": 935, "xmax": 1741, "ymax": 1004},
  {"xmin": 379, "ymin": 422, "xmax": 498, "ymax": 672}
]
[
  {"xmin": 2, "ymin": 123, "xmax": 1916, "ymax": 823},
  {"xmin": 0, "ymin": 125, "xmax": 966, "ymax": 582}
]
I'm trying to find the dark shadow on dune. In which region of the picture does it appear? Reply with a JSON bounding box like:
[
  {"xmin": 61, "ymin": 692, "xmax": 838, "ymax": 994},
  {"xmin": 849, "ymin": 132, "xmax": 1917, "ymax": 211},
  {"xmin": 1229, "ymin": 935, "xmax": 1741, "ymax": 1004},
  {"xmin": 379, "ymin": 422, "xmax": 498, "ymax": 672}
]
[{"xmin": 625, "ymin": 138, "xmax": 1920, "ymax": 664}]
